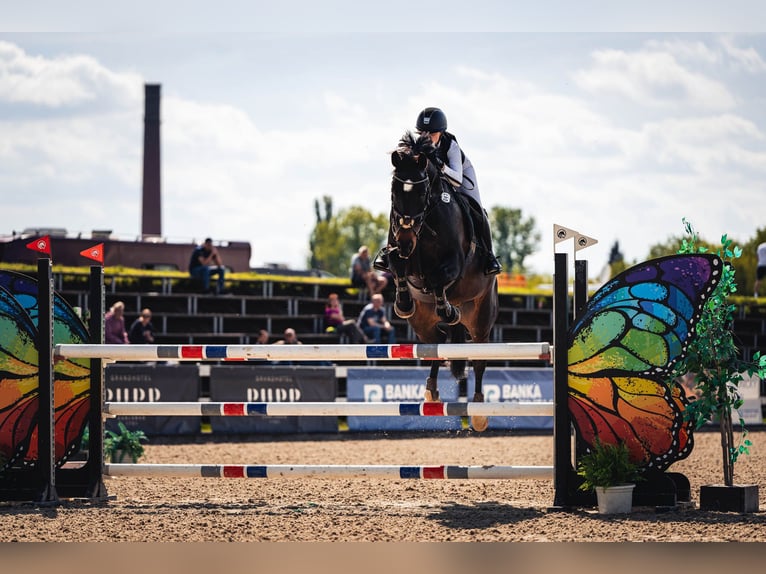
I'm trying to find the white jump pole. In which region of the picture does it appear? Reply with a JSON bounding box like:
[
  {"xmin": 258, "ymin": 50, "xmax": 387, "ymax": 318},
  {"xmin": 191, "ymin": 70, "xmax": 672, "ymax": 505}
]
[
  {"xmin": 104, "ymin": 401, "xmax": 555, "ymax": 418},
  {"xmin": 106, "ymin": 463, "xmax": 555, "ymax": 480},
  {"xmin": 54, "ymin": 342, "xmax": 551, "ymax": 362}
]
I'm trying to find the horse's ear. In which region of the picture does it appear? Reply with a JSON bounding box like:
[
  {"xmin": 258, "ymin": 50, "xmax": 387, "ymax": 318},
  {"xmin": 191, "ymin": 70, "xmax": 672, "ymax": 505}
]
[
  {"xmin": 417, "ymin": 153, "xmax": 427, "ymax": 170},
  {"xmin": 391, "ymin": 150, "xmax": 401, "ymax": 167}
]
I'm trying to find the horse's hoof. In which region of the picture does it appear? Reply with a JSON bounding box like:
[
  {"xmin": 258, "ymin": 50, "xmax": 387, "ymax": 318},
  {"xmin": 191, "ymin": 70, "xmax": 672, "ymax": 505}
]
[
  {"xmin": 394, "ymin": 301, "xmax": 415, "ymax": 319},
  {"xmin": 471, "ymin": 416, "xmax": 489, "ymax": 432},
  {"xmin": 424, "ymin": 389, "xmax": 440, "ymax": 403}
]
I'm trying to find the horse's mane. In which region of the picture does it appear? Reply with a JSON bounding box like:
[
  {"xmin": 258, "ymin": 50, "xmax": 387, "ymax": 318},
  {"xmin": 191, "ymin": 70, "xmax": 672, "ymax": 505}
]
[{"xmin": 396, "ymin": 130, "xmax": 433, "ymax": 158}]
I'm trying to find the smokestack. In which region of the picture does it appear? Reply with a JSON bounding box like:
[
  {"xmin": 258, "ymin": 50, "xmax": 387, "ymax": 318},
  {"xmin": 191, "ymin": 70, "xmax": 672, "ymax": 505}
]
[{"xmin": 141, "ymin": 84, "xmax": 162, "ymax": 238}]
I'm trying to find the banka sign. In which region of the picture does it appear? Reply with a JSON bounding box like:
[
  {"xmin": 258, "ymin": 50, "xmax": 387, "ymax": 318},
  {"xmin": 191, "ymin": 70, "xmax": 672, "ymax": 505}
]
[
  {"xmin": 105, "ymin": 364, "xmax": 200, "ymax": 435},
  {"xmin": 363, "ymin": 383, "xmax": 427, "ymax": 402},
  {"xmin": 467, "ymin": 368, "xmax": 554, "ymax": 430},
  {"xmin": 210, "ymin": 365, "xmax": 337, "ymax": 434},
  {"xmin": 347, "ymin": 368, "xmax": 461, "ymax": 432}
]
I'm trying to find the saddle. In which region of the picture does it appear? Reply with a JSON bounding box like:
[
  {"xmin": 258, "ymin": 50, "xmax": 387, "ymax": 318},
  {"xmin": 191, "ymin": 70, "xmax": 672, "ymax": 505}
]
[{"xmin": 450, "ymin": 190, "xmax": 483, "ymax": 251}]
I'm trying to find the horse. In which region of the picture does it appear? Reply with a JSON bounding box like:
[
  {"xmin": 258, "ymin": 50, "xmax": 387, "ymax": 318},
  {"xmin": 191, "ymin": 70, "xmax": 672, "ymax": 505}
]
[{"xmin": 386, "ymin": 132, "xmax": 499, "ymax": 431}]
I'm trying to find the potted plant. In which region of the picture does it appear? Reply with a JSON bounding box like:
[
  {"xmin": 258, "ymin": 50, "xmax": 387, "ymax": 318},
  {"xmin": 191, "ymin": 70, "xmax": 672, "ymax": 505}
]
[
  {"xmin": 104, "ymin": 422, "xmax": 148, "ymax": 463},
  {"xmin": 576, "ymin": 439, "xmax": 642, "ymax": 514},
  {"xmin": 670, "ymin": 219, "xmax": 766, "ymax": 512}
]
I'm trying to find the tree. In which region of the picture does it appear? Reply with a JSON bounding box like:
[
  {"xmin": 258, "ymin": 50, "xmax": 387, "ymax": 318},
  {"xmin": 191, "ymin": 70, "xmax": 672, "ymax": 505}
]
[
  {"xmin": 648, "ymin": 228, "xmax": 766, "ymax": 295},
  {"xmin": 308, "ymin": 197, "xmax": 388, "ymax": 276},
  {"xmin": 489, "ymin": 207, "xmax": 540, "ymax": 273},
  {"xmin": 607, "ymin": 241, "xmax": 627, "ymax": 277},
  {"xmin": 670, "ymin": 219, "xmax": 766, "ymax": 487},
  {"xmin": 734, "ymin": 226, "xmax": 766, "ymax": 297}
]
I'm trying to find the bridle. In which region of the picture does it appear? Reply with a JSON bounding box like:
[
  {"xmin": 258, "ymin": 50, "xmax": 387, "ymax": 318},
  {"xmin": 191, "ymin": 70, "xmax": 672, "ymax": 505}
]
[{"xmin": 390, "ymin": 170, "xmax": 435, "ymax": 244}]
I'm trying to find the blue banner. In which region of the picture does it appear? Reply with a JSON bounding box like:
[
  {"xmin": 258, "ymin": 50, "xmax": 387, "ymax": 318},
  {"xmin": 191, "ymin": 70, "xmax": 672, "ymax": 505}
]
[
  {"xmin": 346, "ymin": 367, "xmax": 462, "ymax": 431},
  {"xmin": 466, "ymin": 368, "xmax": 554, "ymax": 430}
]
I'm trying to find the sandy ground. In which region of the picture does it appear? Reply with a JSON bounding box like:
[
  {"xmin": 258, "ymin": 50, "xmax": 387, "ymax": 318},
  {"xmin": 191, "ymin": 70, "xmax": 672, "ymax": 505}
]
[{"xmin": 2, "ymin": 429, "xmax": 766, "ymax": 542}]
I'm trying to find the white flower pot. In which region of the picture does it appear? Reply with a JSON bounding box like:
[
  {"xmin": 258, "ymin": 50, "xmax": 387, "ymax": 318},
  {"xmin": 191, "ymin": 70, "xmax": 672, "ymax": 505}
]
[{"xmin": 595, "ymin": 484, "xmax": 635, "ymax": 514}]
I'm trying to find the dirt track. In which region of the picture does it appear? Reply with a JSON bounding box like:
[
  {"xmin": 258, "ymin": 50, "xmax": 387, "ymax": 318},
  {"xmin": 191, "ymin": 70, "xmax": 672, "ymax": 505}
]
[{"xmin": 2, "ymin": 430, "xmax": 766, "ymax": 542}]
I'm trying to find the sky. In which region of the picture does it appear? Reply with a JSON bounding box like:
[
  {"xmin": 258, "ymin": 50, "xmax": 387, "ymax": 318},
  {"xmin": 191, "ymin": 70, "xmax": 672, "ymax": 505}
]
[{"xmin": 2, "ymin": 3, "xmax": 766, "ymax": 278}]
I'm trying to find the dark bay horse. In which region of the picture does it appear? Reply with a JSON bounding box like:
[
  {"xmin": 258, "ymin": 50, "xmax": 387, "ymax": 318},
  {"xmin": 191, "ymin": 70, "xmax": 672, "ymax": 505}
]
[{"xmin": 387, "ymin": 132, "xmax": 498, "ymax": 431}]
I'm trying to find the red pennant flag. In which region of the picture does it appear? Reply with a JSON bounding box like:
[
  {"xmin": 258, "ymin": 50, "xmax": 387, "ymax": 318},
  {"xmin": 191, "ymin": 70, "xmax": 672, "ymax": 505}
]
[
  {"xmin": 80, "ymin": 243, "xmax": 104, "ymax": 264},
  {"xmin": 26, "ymin": 235, "xmax": 52, "ymax": 256}
]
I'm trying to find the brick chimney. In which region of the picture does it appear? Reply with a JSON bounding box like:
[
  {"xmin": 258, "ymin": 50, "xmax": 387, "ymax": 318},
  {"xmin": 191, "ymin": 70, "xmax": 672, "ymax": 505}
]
[{"xmin": 141, "ymin": 84, "xmax": 162, "ymax": 238}]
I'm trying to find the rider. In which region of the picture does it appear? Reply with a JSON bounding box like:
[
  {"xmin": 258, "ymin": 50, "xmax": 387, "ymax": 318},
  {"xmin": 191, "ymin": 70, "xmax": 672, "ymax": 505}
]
[{"xmin": 374, "ymin": 107, "xmax": 502, "ymax": 276}]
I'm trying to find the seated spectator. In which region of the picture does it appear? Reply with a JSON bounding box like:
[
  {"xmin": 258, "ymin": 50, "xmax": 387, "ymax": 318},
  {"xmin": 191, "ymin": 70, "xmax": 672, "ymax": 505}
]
[
  {"xmin": 128, "ymin": 308, "xmax": 155, "ymax": 344},
  {"xmin": 274, "ymin": 328, "xmax": 302, "ymax": 345},
  {"xmin": 189, "ymin": 237, "xmax": 226, "ymax": 295},
  {"xmin": 324, "ymin": 292, "xmax": 367, "ymax": 343},
  {"xmin": 357, "ymin": 293, "xmax": 396, "ymax": 344},
  {"xmin": 350, "ymin": 245, "xmax": 388, "ymax": 295},
  {"xmin": 254, "ymin": 329, "xmax": 270, "ymax": 344},
  {"xmin": 104, "ymin": 301, "xmax": 128, "ymax": 344}
]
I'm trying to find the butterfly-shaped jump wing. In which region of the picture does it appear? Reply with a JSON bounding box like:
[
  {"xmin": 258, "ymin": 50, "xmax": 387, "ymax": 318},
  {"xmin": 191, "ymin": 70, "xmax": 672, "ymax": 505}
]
[{"xmin": 568, "ymin": 254, "xmax": 721, "ymax": 470}]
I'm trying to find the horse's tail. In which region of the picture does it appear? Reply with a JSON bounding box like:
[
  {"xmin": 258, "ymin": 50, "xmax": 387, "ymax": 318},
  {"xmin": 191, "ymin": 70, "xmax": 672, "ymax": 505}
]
[{"xmin": 449, "ymin": 323, "xmax": 467, "ymax": 381}]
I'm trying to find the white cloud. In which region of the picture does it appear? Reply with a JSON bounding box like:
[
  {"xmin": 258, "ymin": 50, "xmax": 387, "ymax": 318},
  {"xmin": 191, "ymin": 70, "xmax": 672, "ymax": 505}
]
[
  {"xmin": 719, "ymin": 35, "xmax": 766, "ymax": 73},
  {"xmin": 1, "ymin": 35, "xmax": 766, "ymax": 276},
  {"xmin": 574, "ymin": 45, "xmax": 737, "ymax": 110},
  {"xmin": 0, "ymin": 40, "xmax": 142, "ymax": 109}
]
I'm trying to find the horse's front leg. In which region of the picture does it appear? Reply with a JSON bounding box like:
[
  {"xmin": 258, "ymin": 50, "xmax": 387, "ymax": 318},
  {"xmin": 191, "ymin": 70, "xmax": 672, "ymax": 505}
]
[
  {"xmin": 434, "ymin": 288, "xmax": 461, "ymax": 325},
  {"xmin": 424, "ymin": 360, "xmax": 440, "ymax": 402},
  {"xmin": 470, "ymin": 359, "xmax": 488, "ymax": 432},
  {"xmin": 390, "ymin": 254, "xmax": 415, "ymax": 319}
]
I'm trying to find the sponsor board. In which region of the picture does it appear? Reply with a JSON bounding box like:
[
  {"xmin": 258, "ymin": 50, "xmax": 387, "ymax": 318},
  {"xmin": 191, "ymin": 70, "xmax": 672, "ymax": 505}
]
[
  {"xmin": 105, "ymin": 363, "xmax": 200, "ymax": 435},
  {"xmin": 346, "ymin": 367, "xmax": 462, "ymax": 431},
  {"xmin": 209, "ymin": 365, "xmax": 337, "ymax": 433},
  {"xmin": 466, "ymin": 368, "xmax": 554, "ymax": 430}
]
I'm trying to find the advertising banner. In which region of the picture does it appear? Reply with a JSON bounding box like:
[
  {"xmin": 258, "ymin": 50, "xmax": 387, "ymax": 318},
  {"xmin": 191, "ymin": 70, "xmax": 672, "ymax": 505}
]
[
  {"xmin": 736, "ymin": 372, "xmax": 763, "ymax": 425},
  {"xmin": 466, "ymin": 368, "xmax": 554, "ymax": 430},
  {"xmin": 209, "ymin": 365, "xmax": 337, "ymax": 433},
  {"xmin": 346, "ymin": 367, "xmax": 462, "ymax": 431},
  {"xmin": 105, "ymin": 363, "xmax": 201, "ymax": 435}
]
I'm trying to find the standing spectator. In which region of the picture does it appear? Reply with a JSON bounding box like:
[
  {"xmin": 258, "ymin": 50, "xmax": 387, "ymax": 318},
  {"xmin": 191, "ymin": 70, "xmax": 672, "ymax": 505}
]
[
  {"xmin": 189, "ymin": 237, "xmax": 226, "ymax": 295},
  {"xmin": 324, "ymin": 293, "xmax": 367, "ymax": 343},
  {"xmin": 755, "ymin": 241, "xmax": 766, "ymax": 298},
  {"xmin": 350, "ymin": 245, "xmax": 388, "ymax": 295},
  {"xmin": 128, "ymin": 308, "xmax": 155, "ymax": 344},
  {"xmin": 104, "ymin": 301, "xmax": 128, "ymax": 344},
  {"xmin": 357, "ymin": 293, "xmax": 396, "ymax": 344}
]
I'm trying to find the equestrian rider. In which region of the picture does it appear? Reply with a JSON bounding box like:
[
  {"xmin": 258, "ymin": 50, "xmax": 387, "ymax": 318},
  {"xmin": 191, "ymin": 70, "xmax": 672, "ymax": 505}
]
[{"xmin": 374, "ymin": 107, "xmax": 502, "ymax": 276}]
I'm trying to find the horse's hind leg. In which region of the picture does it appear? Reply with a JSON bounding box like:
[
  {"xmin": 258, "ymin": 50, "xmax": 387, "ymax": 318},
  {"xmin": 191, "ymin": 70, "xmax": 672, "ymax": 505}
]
[
  {"xmin": 424, "ymin": 361, "xmax": 440, "ymax": 402},
  {"xmin": 470, "ymin": 359, "xmax": 488, "ymax": 432}
]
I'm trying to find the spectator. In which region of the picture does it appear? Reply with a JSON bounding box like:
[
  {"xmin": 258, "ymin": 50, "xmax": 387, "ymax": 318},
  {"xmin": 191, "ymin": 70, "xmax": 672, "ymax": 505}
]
[
  {"xmin": 189, "ymin": 237, "xmax": 226, "ymax": 295},
  {"xmin": 755, "ymin": 241, "xmax": 766, "ymax": 298},
  {"xmin": 128, "ymin": 308, "xmax": 155, "ymax": 344},
  {"xmin": 357, "ymin": 293, "xmax": 396, "ymax": 344},
  {"xmin": 350, "ymin": 245, "xmax": 388, "ymax": 295},
  {"xmin": 275, "ymin": 328, "xmax": 302, "ymax": 345},
  {"xmin": 324, "ymin": 292, "xmax": 367, "ymax": 343},
  {"xmin": 255, "ymin": 329, "xmax": 270, "ymax": 344},
  {"xmin": 104, "ymin": 301, "xmax": 128, "ymax": 344}
]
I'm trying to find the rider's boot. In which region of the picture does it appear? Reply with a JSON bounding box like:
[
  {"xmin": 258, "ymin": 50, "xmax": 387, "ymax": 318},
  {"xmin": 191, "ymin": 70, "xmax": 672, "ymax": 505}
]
[{"xmin": 480, "ymin": 211, "xmax": 502, "ymax": 276}]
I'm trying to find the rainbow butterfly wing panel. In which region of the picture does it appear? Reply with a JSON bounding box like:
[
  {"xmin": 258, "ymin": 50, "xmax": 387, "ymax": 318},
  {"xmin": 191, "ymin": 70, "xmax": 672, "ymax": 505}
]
[
  {"xmin": 567, "ymin": 254, "xmax": 721, "ymax": 470},
  {"xmin": 0, "ymin": 271, "xmax": 91, "ymax": 467},
  {"xmin": 0, "ymin": 286, "xmax": 40, "ymax": 469}
]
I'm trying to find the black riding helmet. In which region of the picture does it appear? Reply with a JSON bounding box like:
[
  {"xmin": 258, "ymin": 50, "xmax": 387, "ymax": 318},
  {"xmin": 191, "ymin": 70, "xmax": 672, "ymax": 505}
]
[{"xmin": 416, "ymin": 107, "xmax": 447, "ymax": 133}]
